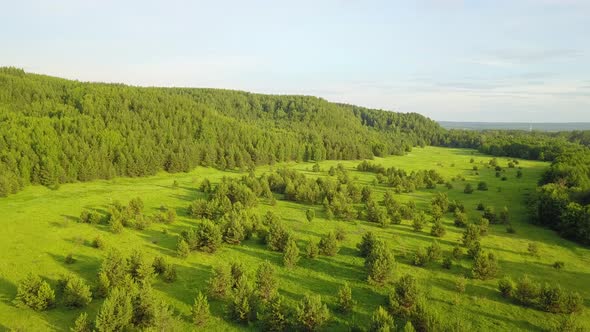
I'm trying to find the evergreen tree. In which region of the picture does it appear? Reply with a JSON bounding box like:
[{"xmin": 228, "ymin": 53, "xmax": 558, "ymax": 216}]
[
  {"xmin": 63, "ymin": 276, "xmax": 93, "ymax": 308},
  {"xmin": 176, "ymin": 238, "xmax": 190, "ymax": 258},
  {"xmin": 412, "ymin": 211, "xmax": 427, "ymax": 232},
  {"xmin": 365, "ymin": 240, "xmax": 395, "ymax": 285},
  {"xmin": 318, "ymin": 231, "xmax": 339, "ymax": 256},
  {"xmin": 306, "ymin": 208, "xmax": 315, "ymax": 222},
  {"xmin": 306, "ymin": 240, "xmax": 319, "ymax": 259},
  {"xmin": 13, "ymin": 273, "xmax": 55, "ymax": 311},
  {"xmin": 357, "ymin": 231, "xmax": 378, "ymax": 257},
  {"xmin": 70, "ymin": 312, "xmax": 92, "ymax": 332},
  {"xmin": 472, "ymin": 251, "xmax": 499, "ymax": 280},
  {"xmin": 283, "ymin": 238, "xmax": 300, "ymax": 269},
  {"xmin": 208, "ymin": 265, "xmax": 231, "ymax": 299},
  {"xmin": 430, "ymin": 219, "xmax": 446, "ymax": 237},
  {"xmin": 256, "ymin": 261, "xmax": 278, "ymax": 302},
  {"xmin": 259, "ymin": 295, "xmax": 289, "ymax": 332},
  {"xmin": 369, "ymin": 306, "xmax": 395, "ymax": 332},
  {"xmin": 192, "ymin": 291, "xmax": 210, "ymax": 326},
  {"xmin": 95, "ymin": 287, "xmax": 133, "ymax": 332},
  {"xmin": 229, "ymin": 276, "xmax": 256, "ymax": 323},
  {"xmin": 336, "ymin": 283, "xmax": 354, "ymax": 314},
  {"xmin": 295, "ymin": 294, "xmax": 330, "ymax": 332},
  {"xmin": 388, "ymin": 274, "xmax": 419, "ymax": 318}
]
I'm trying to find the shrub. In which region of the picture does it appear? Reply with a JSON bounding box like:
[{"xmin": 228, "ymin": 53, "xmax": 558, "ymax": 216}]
[
  {"xmin": 453, "ymin": 211, "xmax": 468, "ymax": 228},
  {"xmin": 442, "ymin": 256, "xmax": 452, "ymax": 269},
  {"xmin": 540, "ymin": 284, "xmax": 565, "ymax": 313},
  {"xmin": 208, "ymin": 265, "xmax": 230, "ymax": 299},
  {"xmin": 162, "ymin": 264, "xmax": 177, "ymax": 283},
  {"xmin": 563, "ymin": 292, "xmax": 583, "ymax": 314},
  {"xmin": 369, "ymin": 306, "xmax": 394, "ymax": 332},
  {"xmin": 499, "ymin": 206, "xmax": 509, "ymax": 224},
  {"xmin": 337, "ymin": 283, "xmax": 354, "ymax": 314},
  {"xmin": 256, "ymin": 261, "xmax": 278, "ymax": 303},
  {"xmin": 498, "ymin": 277, "xmax": 515, "ymax": 298},
  {"xmin": 295, "ymin": 294, "xmax": 330, "ymax": 331},
  {"xmin": 462, "ymin": 224, "xmax": 480, "ymax": 248},
  {"xmin": 388, "ymin": 274, "xmax": 419, "ymax": 318},
  {"xmin": 472, "ymin": 251, "xmax": 499, "ymax": 280},
  {"xmin": 192, "ymin": 291, "xmax": 210, "ymax": 326},
  {"xmin": 506, "ymin": 224, "xmax": 516, "ymax": 233},
  {"xmin": 318, "ymin": 231, "xmax": 339, "ymax": 256},
  {"xmin": 412, "ymin": 248, "xmax": 429, "ymax": 267},
  {"xmin": 464, "ymin": 184, "xmax": 474, "ymax": 194},
  {"xmin": 13, "ymin": 273, "xmax": 55, "ymax": 311},
  {"xmin": 430, "ymin": 219, "xmax": 446, "ymax": 237},
  {"xmin": 267, "ymin": 220, "xmax": 291, "ymax": 252},
  {"xmin": 228, "ymin": 276, "xmax": 256, "ymax": 323},
  {"xmin": 365, "ymin": 241, "xmax": 395, "ymax": 285},
  {"xmin": 527, "ymin": 242, "xmax": 539, "ymax": 257},
  {"xmin": 95, "ymin": 287, "xmax": 133, "ymax": 332},
  {"xmin": 553, "ymin": 261, "xmax": 565, "ymax": 270},
  {"xmin": 63, "ymin": 276, "xmax": 93, "ymax": 308},
  {"xmin": 306, "ymin": 240, "xmax": 319, "ymax": 259},
  {"xmin": 514, "ymin": 275, "xmax": 540, "ymax": 306},
  {"xmin": 483, "ymin": 206, "xmax": 497, "ymax": 224},
  {"xmin": 455, "ymin": 276, "xmax": 466, "ymax": 293},
  {"xmin": 71, "ymin": 312, "xmax": 92, "ymax": 332},
  {"xmin": 335, "ymin": 227, "xmax": 346, "ymax": 241},
  {"xmin": 477, "ymin": 181, "xmax": 488, "ymax": 191},
  {"xmin": 478, "ymin": 217, "xmax": 489, "ymax": 236},
  {"xmin": 283, "ymin": 238, "xmax": 300, "ymax": 269},
  {"xmin": 426, "ymin": 241, "xmax": 442, "ymax": 262},
  {"xmin": 412, "ymin": 211, "xmax": 427, "ymax": 232},
  {"xmin": 195, "ymin": 220, "xmax": 223, "ymax": 253},
  {"xmin": 259, "ymin": 295, "xmax": 289, "ymax": 332},
  {"xmin": 306, "ymin": 208, "xmax": 315, "ymax": 222},
  {"xmin": 476, "ymin": 202, "xmax": 485, "ymax": 211},
  {"xmin": 452, "ymin": 245, "xmax": 463, "ymax": 260},
  {"xmin": 65, "ymin": 253, "xmax": 76, "ymax": 264},
  {"xmin": 92, "ymin": 235, "xmax": 105, "ymax": 249},
  {"xmin": 176, "ymin": 238, "xmax": 190, "ymax": 258}
]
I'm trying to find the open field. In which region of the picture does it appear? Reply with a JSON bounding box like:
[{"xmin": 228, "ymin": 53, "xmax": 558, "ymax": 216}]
[{"xmin": 0, "ymin": 146, "xmax": 588, "ymax": 331}]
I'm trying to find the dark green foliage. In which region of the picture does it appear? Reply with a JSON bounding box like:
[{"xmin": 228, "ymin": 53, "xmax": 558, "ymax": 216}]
[
  {"xmin": 472, "ymin": 251, "xmax": 499, "ymax": 280},
  {"xmin": 229, "ymin": 276, "xmax": 257, "ymax": 324},
  {"xmin": 464, "ymin": 183, "xmax": 474, "ymax": 194},
  {"xmin": 388, "ymin": 274, "xmax": 419, "ymax": 318},
  {"xmin": 477, "ymin": 181, "xmax": 488, "ymax": 191},
  {"xmin": 426, "ymin": 241, "xmax": 442, "ymax": 262},
  {"xmin": 452, "ymin": 245, "xmax": 463, "ymax": 260},
  {"xmin": 99, "ymin": 249, "xmax": 128, "ymax": 289},
  {"xmin": 453, "ymin": 210, "xmax": 468, "ymax": 227},
  {"xmin": 92, "ymin": 235, "xmax": 105, "ymax": 249},
  {"xmin": 318, "ymin": 231, "xmax": 339, "ymax": 256},
  {"xmin": 476, "ymin": 202, "xmax": 485, "ymax": 211},
  {"xmin": 95, "ymin": 287, "xmax": 133, "ymax": 332},
  {"xmin": 483, "ymin": 206, "xmax": 498, "ymax": 224},
  {"xmin": 256, "ymin": 261, "xmax": 278, "ymax": 303},
  {"xmin": 295, "ymin": 294, "xmax": 330, "ymax": 332},
  {"xmin": 200, "ymin": 178, "xmax": 212, "ymax": 193},
  {"xmin": 283, "ymin": 238, "xmax": 300, "ymax": 269},
  {"xmin": 266, "ymin": 219, "xmax": 292, "ymax": 252},
  {"xmin": 412, "ymin": 248, "xmax": 429, "ymax": 267},
  {"xmin": 442, "ymin": 256, "xmax": 452, "ymax": 269},
  {"xmin": 462, "ymin": 224, "xmax": 481, "ymax": 248},
  {"xmin": 369, "ymin": 306, "xmax": 394, "ymax": 332},
  {"xmin": 335, "ymin": 227, "xmax": 346, "ymax": 241},
  {"xmin": 208, "ymin": 265, "xmax": 231, "ymax": 299},
  {"xmin": 230, "ymin": 261, "xmax": 247, "ymax": 289},
  {"xmin": 128, "ymin": 250, "xmax": 155, "ymax": 285},
  {"xmin": 63, "ymin": 275, "xmax": 93, "ymax": 308},
  {"xmin": 478, "ymin": 217, "xmax": 489, "ymax": 236},
  {"xmin": 13, "ymin": 273, "xmax": 55, "ymax": 311},
  {"xmin": 528, "ymin": 242, "xmax": 540, "ymax": 256},
  {"xmin": 183, "ymin": 219, "xmax": 223, "ymax": 253},
  {"xmin": 337, "ymin": 283, "xmax": 354, "ymax": 314},
  {"xmin": 176, "ymin": 238, "xmax": 190, "ymax": 258},
  {"xmin": 514, "ymin": 275, "xmax": 540, "ymax": 306},
  {"xmin": 65, "ymin": 253, "xmax": 76, "ymax": 264},
  {"xmin": 192, "ymin": 291, "xmax": 210, "ymax": 326},
  {"xmin": 259, "ymin": 295, "xmax": 290, "ymax": 332},
  {"xmin": 364, "ymin": 240, "xmax": 395, "ymax": 285},
  {"xmin": 162, "ymin": 264, "xmax": 177, "ymax": 283},
  {"xmin": 358, "ymin": 231, "xmax": 378, "ymax": 257}
]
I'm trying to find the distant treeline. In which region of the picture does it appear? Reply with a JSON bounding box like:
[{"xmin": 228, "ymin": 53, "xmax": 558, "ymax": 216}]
[{"xmin": 0, "ymin": 67, "xmax": 443, "ymax": 196}]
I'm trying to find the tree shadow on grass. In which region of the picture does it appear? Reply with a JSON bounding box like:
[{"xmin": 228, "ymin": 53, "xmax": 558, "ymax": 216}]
[{"xmin": 0, "ymin": 277, "xmax": 16, "ymax": 305}]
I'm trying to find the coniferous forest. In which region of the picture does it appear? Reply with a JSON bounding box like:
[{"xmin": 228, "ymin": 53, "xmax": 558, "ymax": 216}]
[{"xmin": 1, "ymin": 68, "xmax": 590, "ymax": 331}]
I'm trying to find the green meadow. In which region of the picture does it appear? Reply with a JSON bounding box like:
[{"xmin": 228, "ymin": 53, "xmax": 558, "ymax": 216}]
[{"xmin": 0, "ymin": 146, "xmax": 588, "ymax": 331}]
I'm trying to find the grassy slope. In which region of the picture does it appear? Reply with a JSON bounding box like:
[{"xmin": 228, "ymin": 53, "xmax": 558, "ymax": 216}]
[{"xmin": 0, "ymin": 146, "xmax": 588, "ymax": 331}]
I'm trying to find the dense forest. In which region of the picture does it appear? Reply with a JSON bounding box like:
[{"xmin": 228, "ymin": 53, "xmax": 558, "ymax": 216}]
[
  {"xmin": 1, "ymin": 67, "xmax": 590, "ymax": 245},
  {"xmin": 0, "ymin": 67, "xmax": 442, "ymax": 196}
]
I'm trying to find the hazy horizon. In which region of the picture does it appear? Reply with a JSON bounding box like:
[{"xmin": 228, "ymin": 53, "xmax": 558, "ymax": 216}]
[{"xmin": 1, "ymin": 0, "xmax": 589, "ymax": 122}]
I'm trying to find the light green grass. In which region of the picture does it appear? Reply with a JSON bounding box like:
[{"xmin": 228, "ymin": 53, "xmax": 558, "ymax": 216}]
[{"xmin": 0, "ymin": 146, "xmax": 588, "ymax": 331}]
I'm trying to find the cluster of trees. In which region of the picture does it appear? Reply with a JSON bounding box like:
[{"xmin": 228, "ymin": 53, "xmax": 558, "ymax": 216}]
[
  {"xmin": 498, "ymin": 275, "xmax": 583, "ymax": 314},
  {"xmin": 0, "ymin": 67, "xmax": 443, "ymax": 196},
  {"xmin": 357, "ymin": 161, "xmax": 445, "ymax": 192}
]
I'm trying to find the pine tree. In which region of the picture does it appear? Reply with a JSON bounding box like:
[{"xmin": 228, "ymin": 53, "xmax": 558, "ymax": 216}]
[
  {"xmin": 192, "ymin": 291, "xmax": 210, "ymax": 326},
  {"xmin": 208, "ymin": 265, "xmax": 230, "ymax": 299},
  {"xmin": 176, "ymin": 238, "xmax": 190, "ymax": 258},
  {"xmin": 306, "ymin": 240, "xmax": 319, "ymax": 259},
  {"xmin": 256, "ymin": 261, "xmax": 278, "ymax": 302},
  {"xmin": 70, "ymin": 312, "xmax": 92, "ymax": 332},
  {"xmin": 63, "ymin": 276, "xmax": 93, "ymax": 308},
  {"xmin": 229, "ymin": 276, "xmax": 255, "ymax": 323},
  {"xmin": 95, "ymin": 287, "xmax": 133, "ymax": 332},
  {"xmin": 13, "ymin": 273, "xmax": 55, "ymax": 311},
  {"xmin": 259, "ymin": 295, "xmax": 289, "ymax": 332},
  {"xmin": 295, "ymin": 294, "xmax": 330, "ymax": 332},
  {"xmin": 283, "ymin": 238, "xmax": 300, "ymax": 269},
  {"xmin": 365, "ymin": 240, "xmax": 395, "ymax": 285},
  {"xmin": 369, "ymin": 306, "xmax": 395, "ymax": 332},
  {"xmin": 357, "ymin": 231, "xmax": 378, "ymax": 257},
  {"xmin": 337, "ymin": 283, "xmax": 354, "ymax": 314},
  {"xmin": 388, "ymin": 274, "xmax": 419, "ymax": 318},
  {"xmin": 318, "ymin": 231, "xmax": 339, "ymax": 256},
  {"xmin": 472, "ymin": 251, "xmax": 499, "ymax": 280},
  {"xmin": 306, "ymin": 208, "xmax": 315, "ymax": 222}
]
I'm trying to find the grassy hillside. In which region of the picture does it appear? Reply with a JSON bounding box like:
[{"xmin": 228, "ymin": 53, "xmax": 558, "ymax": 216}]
[{"xmin": 1, "ymin": 146, "xmax": 587, "ymax": 331}]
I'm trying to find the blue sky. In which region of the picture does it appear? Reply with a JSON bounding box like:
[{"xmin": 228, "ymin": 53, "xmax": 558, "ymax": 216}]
[{"xmin": 1, "ymin": 0, "xmax": 589, "ymax": 122}]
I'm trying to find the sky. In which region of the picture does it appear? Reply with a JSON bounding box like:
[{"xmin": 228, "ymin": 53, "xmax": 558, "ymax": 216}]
[{"xmin": 1, "ymin": 0, "xmax": 589, "ymax": 122}]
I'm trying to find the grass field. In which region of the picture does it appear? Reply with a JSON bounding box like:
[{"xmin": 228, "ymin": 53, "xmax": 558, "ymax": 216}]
[{"xmin": 0, "ymin": 146, "xmax": 588, "ymax": 331}]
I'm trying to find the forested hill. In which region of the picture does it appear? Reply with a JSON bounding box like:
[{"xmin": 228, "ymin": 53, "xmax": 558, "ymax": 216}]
[{"xmin": 0, "ymin": 67, "xmax": 443, "ymax": 196}]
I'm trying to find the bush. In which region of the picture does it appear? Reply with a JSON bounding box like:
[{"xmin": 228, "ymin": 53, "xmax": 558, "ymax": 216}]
[
  {"xmin": 483, "ymin": 207, "xmax": 497, "ymax": 224},
  {"xmin": 295, "ymin": 294, "xmax": 330, "ymax": 331},
  {"xmin": 514, "ymin": 275, "xmax": 540, "ymax": 306},
  {"xmin": 553, "ymin": 261, "xmax": 565, "ymax": 270},
  {"xmin": 477, "ymin": 182, "xmax": 488, "ymax": 191},
  {"xmin": 208, "ymin": 265, "xmax": 230, "ymax": 299},
  {"xmin": 306, "ymin": 240, "xmax": 319, "ymax": 259},
  {"xmin": 412, "ymin": 211, "xmax": 427, "ymax": 232},
  {"xmin": 95, "ymin": 287, "xmax": 133, "ymax": 332},
  {"xmin": 464, "ymin": 184, "xmax": 474, "ymax": 194},
  {"xmin": 455, "ymin": 276, "xmax": 466, "ymax": 293},
  {"xmin": 365, "ymin": 241, "xmax": 395, "ymax": 285},
  {"xmin": 498, "ymin": 277, "xmax": 515, "ymax": 298},
  {"xmin": 228, "ymin": 276, "xmax": 256, "ymax": 324},
  {"xmin": 442, "ymin": 256, "xmax": 452, "ymax": 269},
  {"xmin": 92, "ymin": 235, "xmax": 105, "ymax": 249},
  {"xmin": 192, "ymin": 292, "xmax": 210, "ymax": 326},
  {"xmin": 65, "ymin": 253, "xmax": 76, "ymax": 264},
  {"xmin": 452, "ymin": 245, "xmax": 463, "ymax": 260},
  {"xmin": 430, "ymin": 219, "xmax": 446, "ymax": 237},
  {"xmin": 388, "ymin": 274, "xmax": 419, "ymax": 318},
  {"xmin": 176, "ymin": 238, "xmax": 190, "ymax": 258},
  {"xmin": 478, "ymin": 217, "xmax": 489, "ymax": 236},
  {"xmin": 335, "ymin": 227, "xmax": 346, "ymax": 241},
  {"xmin": 259, "ymin": 295, "xmax": 289, "ymax": 332},
  {"xmin": 472, "ymin": 251, "xmax": 499, "ymax": 280},
  {"xmin": 337, "ymin": 283, "xmax": 354, "ymax": 314},
  {"xmin": 267, "ymin": 220, "xmax": 291, "ymax": 252},
  {"xmin": 13, "ymin": 273, "xmax": 55, "ymax": 311},
  {"xmin": 306, "ymin": 208, "xmax": 315, "ymax": 222},
  {"xmin": 163, "ymin": 264, "xmax": 177, "ymax": 283},
  {"xmin": 527, "ymin": 242, "xmax": 539, "ymax": 257},
  {"xmin": 256, "ymin": 261, "xmax": 278, "ymax": 303},
  {"xmin": 412, "ymin": 248, "xmax": 429, "ymax": 267},
  {"xmin": 63, "ymin": 276, "xmax": 93, "ymax": 308},
  {"xmin": 426, "ymin": 241, "xmax": 442, "ymax": 262},
  {"xmin": 318, "ymin": 231, "xmax": 339, "ymax": 256},
  {"xmin": 71, "ymin": 312, "xmax": 92, "ymax": 332},
  {"xmin": 195, "ymin": 220, "xmax": 223, "ymax": 253},
  {"xmin": 476, "ymin": 202, "xmax": 485, "ymax": 211},
  {"xmin": 540, "ymin": 284, "xmax": 565, "ymax": 313},
  {"xmin": 283, "ymin": 238, "xmax": 300, "ymax": 269},
  {"xmin": 453, "ymin": 211, "xmax": 468, "ymax": 228},
  {"xmin": 369, "ymin": 306, "xmax": 394, "ymax": 332},
  {"xmin": 462, "ymin": 224, "xmax": 480, "ymax": 248}
]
